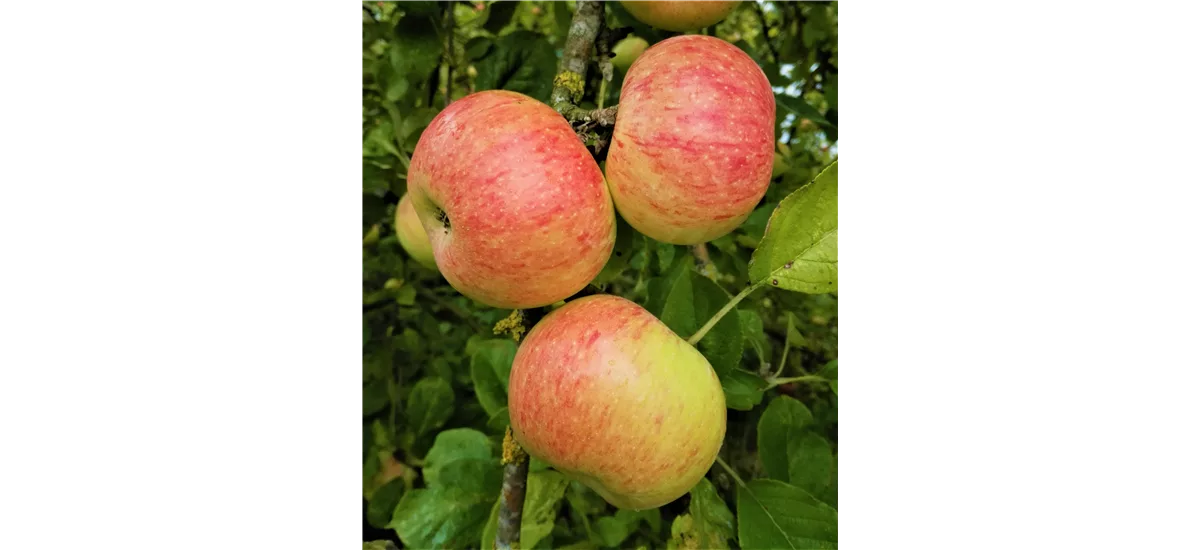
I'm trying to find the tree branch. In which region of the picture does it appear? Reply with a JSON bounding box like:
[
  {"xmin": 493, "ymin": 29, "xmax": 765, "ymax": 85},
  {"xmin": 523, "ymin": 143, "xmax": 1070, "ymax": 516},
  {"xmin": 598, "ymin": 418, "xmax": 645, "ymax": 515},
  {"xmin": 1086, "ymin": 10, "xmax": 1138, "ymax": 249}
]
[
  {"xmin": 495, "ymin": 427, "xmax": 529, "ymax": 550},
  {"xmin": 551, "ymin": 1, "xmax": 618, "ymax": 126}
]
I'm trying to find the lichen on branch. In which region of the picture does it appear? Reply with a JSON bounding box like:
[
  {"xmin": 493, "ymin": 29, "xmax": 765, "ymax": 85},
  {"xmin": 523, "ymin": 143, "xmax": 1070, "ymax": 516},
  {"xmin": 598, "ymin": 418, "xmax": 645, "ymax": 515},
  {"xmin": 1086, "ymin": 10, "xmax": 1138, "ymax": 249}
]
[
  {"xmin": 551, "ymin": 0, "xmax": 619, "ymax": 127},
  {"xmin": 493, "ymin": 310, "xmax": 527, "ymax": 342}
]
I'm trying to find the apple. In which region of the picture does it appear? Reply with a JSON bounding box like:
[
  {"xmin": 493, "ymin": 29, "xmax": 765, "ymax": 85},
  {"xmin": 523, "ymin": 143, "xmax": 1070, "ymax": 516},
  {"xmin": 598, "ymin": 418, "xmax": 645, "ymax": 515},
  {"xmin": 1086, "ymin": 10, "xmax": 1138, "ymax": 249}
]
[
  {"xmin": 620, "ymin": 1, "xmax": 740, "ymax": 32},
  {"xmin": 605, "ymin": 35, "xmax": 775, "ymax": 244},
  {"xmin": 407, "ymin": 90, "xmax": 617, "ymax": 309},
  {"xmin": 611, "ymin": 35, "xmax": 649, "ymax": 71},
  {"xmin": 395, "ymin": 193, "xmax": 438, "ymax": 271},
  {"xmin": 508, "ymin": 295, "xmax": 726, "ymax": 510}
]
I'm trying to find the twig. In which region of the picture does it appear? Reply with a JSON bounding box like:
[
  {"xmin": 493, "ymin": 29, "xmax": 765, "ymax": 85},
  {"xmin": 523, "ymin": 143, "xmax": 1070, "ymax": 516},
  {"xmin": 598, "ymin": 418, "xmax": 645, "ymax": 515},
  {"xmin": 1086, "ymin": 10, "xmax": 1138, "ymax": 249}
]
[
  {"xmin": 415, "ymin": 287, "xmax": 485, "ymax": 332},
  {"xmin": 714, "ymin": 455, "xmax": 748, "ymax": 489},
  {"xmin": 753, "ymin": 1, "xmax": 780, "ymax": 64},
  {"xmin": 594, "ymin": 24, "xmax": 630, "ymax": 87},
  {"xmin": 766, "ymin": 374, "xmax": 827, "ymax": 389},
  {"xmin": 496, "ymin": 427, "xmax": 529, "ymax": 550},
  {"xmin": 688, "ymin": 281, "xmax": 764, "ymax": 346},
  {"xmin": 443, "ymin": 2, "xmax": 455, "ymax": 106},
  {"xmin": 692, "ymin": 243, "xmax": 712, "ymax": 266}
]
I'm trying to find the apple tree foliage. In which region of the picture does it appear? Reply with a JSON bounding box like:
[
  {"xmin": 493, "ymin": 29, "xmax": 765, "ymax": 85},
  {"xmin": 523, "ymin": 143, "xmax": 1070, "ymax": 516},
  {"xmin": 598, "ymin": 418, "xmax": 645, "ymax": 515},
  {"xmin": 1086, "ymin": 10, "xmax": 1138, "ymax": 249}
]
[{"xmin": 363, "ymin": 2, "xmax": 838, "ymax": 548}]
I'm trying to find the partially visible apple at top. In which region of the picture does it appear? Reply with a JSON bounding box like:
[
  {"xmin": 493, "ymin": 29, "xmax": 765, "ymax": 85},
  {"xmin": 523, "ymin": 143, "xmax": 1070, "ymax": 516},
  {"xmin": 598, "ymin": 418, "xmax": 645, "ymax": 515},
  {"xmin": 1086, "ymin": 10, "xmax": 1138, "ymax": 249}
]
[
  {"xmin": 620, "ymin": 1, "xmax": 740, "ymax": 32},
  {"xmin": 407, "ymin": 90, "xmax": 617, "ymax": 309}
]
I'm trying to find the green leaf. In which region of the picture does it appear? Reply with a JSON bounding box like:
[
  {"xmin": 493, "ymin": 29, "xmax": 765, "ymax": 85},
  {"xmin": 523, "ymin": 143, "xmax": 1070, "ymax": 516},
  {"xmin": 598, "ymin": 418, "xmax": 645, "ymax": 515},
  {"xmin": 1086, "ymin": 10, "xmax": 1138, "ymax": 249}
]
[
  {"xmin": 469, "ymin": 339, "xmax": 518, "ymax": 415},
  {"xmin": 486, "ymin": 406, "xmax": 511, "ymax": 433},
  {"xmin": 655, "ymin": 262, "xmax": 695, "ymax": 333},
  {"xmin": 819, "ymin": 359, "xmax": 838, "ymax": 395},
  {"xmin": 788, "ymin": 431, "xmax": 834, "ymax": 495},
  {"xmin": 422, "ymin": 428, "xmax": 493, "ymax": 487},
  {"xmin": 785, "ymin": 312, "xmax": 807, "ymax": 351},
  {"xmin": 363, "ymin": 120, "xmax": 403, "ymax": 160},
  {"xmin": 825, "ymin": 74, "xmax": 838, "ymax": 110},
  {"xmin": 363, "ymin": 379, "xmax": 389, "ymax": 416},
  {"xmin": 406, "ymin": 377, "xmax": 454, "ymax": 437},
  {"xmin": 655, "ymin": 241, "xmax": 677, "ymax": 273},
  {"xmin": 387, "ymin": 16, "xmax": 441, "ymax": 103},
  {"xmin": 529, "ymin": 455, "xmax": 551, "ymax": 472},
  {"xmin": 564, "ymin": 480, "xmax": 604, "ymax": 540},
  {"xmin": 393, "ymin": 0, "xmax": 441, "ymax": 15},
  {"xmin": 775, "ymin": 93, "xmax": 834, "ymax": 131},
  {"xmin": 474, "ymin": 31, "xmax": 557, "ymax": 102},
  {"xmin": 748, "ymin": 161, "xmax": 838, "ymax": 293},
  {"xmin": 801, "ymin": 5, "xmax": 834, "ymax": 49},
  {"xmin": 394, "ymin": 107, "xmax": 437, "ymax": 150},
  {"xmin": 367, "ymin": 477, "xmax": 406, "ymax": 529},
  {"xmin": 739, "ymin": 309, "xmax": 768, "ymax": 369},
  {"xmin": 483, "ymin": 0, "xmax": 518, "ymax": 33},
  {"xmin": 737, "ymin": 479, "xmax": 838, "ymax": 549},
  {"xmin": 363, "ymin": 160, "xmax": 391, "ymax": 196},
  {"xmin": 479, "ymin": 497, "xmax": 502, "ymax": 550},
  {"xmin": 757, "ymin": 396, "xmax": 815, "ymax": 481},
  {"xmin": 520, "ymin": 471, "xmax": 572, "ymax": 549},
  {"xmin": 818, "ymin": 458, "xmax": 838, "ymax": 508},
  {"xmin": 721, "ymin": 368, "xmax": 767, "ymax": 411},
  {"xmin": 394, "ymin": 284, "xmax": 416, "ymax": 306},
  {"xmin": 552, "ymin": 1, "xmax": 573, "ymax": 46},
  {"xmin": 594, "ymin": 216, "xmax": 635, "ymax": 285},
  {"xmin": 390, "ymin": 486, "xmax": 497, "ymax": 549},
  {"xmin": 734, "ymin": 202, "xmax": 772, "ymax": 243},
  {"xmin": 668, "ymin": 478, "xmax": 735, "ymax": 549},
  {"xmin": 464, "ymin": 36, "xmax": 492, "ymax": 61},
  {"xmin": 363, "ymin": 541, "xmax": 399, "ymax": 550},
  {"xmin": 594, "ymin": 509, "xmax": 659, "ymax": 548},
  {"xmin": 659, "ymin": 269, "xmax": 743, "ymax": 375}
]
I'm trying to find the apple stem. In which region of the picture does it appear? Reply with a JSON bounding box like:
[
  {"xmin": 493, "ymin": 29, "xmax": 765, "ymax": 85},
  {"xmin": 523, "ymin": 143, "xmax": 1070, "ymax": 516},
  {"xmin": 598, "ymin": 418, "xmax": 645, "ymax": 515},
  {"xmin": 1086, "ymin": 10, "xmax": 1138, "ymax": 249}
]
[
  {"xmin": 714, "ymin": 455, "xmax": 749, "ymax": 490},
  {"xmin": 687, "ymin": 281, "xmax": 763, "ymax": 346},
  {"xmin": 766, "ymin": 375, "xmax": 827, "ymax": 389},
  {"xmin": 496, "ymin": 427, "xmax": 530, "ymax": 550}
]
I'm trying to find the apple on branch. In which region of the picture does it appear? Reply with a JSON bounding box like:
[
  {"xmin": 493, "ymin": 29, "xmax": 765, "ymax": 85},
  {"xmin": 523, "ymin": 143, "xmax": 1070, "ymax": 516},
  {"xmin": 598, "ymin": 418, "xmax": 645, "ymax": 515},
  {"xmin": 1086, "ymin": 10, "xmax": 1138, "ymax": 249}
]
[
  {"xmin": 508, "ymin": 295, "xmax": 726, "ymax": 510},
  {"xmin": 606, "ymin": 35, "xmax": 776, "ymax": 245},
  {"xmin": 407, "ymin": 90, "xmax": 617, "ymax": 309}
]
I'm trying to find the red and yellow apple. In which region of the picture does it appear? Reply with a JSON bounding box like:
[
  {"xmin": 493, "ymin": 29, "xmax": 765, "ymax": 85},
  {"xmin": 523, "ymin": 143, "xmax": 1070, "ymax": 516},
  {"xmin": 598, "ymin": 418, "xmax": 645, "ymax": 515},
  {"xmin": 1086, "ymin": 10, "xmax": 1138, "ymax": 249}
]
[
  {"xmin": 395, "ymin": 193, "xmax": 437, "ymax": 271},
  {"xmin": 508, "ymin": 295, "xmax": 726, "ymax": 510},
  {"xmin": 606, "ymin": 35, "xmax": 775, "ymax": 244},
  {"xmin": 407, "ymin": 90, "xmax": 616, "ymax": 309},
  {"xmin": 620, "ymin": 1, "xmax": 740, "ymax": 32}
]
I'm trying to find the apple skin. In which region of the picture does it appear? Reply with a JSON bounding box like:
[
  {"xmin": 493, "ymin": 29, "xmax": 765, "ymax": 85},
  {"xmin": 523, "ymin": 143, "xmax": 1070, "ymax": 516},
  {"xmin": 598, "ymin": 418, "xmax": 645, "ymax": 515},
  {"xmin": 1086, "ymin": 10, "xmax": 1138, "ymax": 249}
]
[
  {"xmin": 605, "ymin": 35, "xmax": 775, "ymax": 245},
  {"xmin": 508, "ymin": 295, "xmax": 726, "ymax": 510},
  {"xmin": 620, "ymin": 1, "xmax": 740, "ymax": 32},
  {"xmin": 611, "ymin": 35, "xmax": 649, "ymax": 71},
  {"xmin": 395, "ymin": 193, "xmax": 438, "ymax": 271},
  {"xmin": 407, "ymin": 90, "xmax": 616, "ymax": 309}
]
